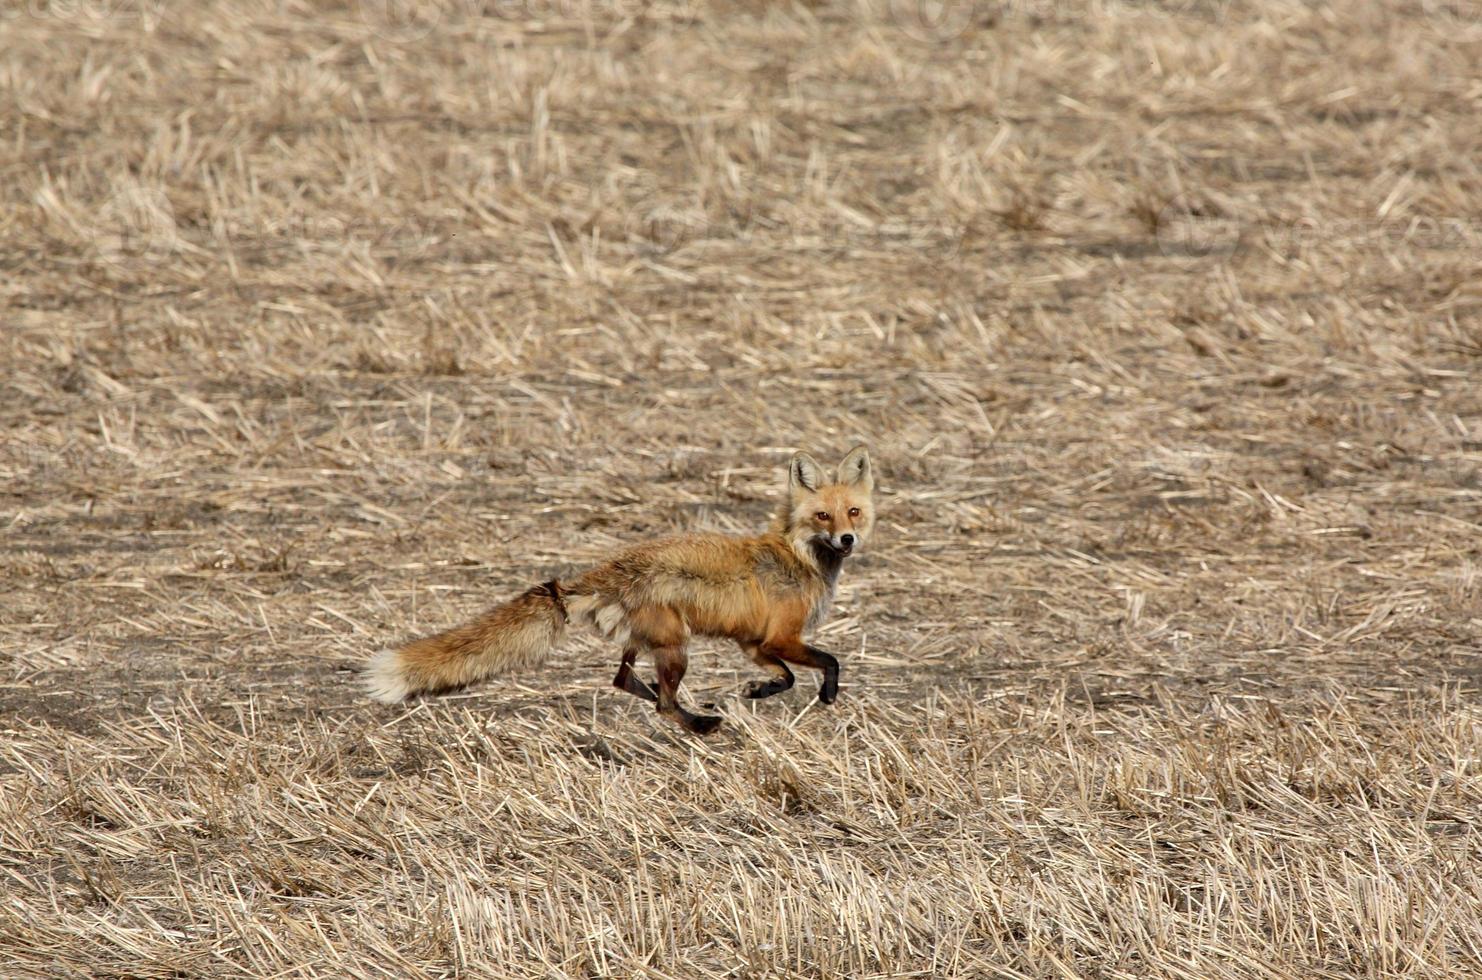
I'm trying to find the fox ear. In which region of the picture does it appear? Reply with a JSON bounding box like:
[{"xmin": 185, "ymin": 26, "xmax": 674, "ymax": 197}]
[
  {"xmin": 837, "ymin": 445, "xmax": 872, "ymax": 490},
  {"xmin": 789, "ymin": 452, "xmax": 825, "ymax": 493}
]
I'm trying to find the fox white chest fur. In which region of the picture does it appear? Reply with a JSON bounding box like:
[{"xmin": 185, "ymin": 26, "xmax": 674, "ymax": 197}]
[{"xmin": 805, "ymin": 584, "xmax": 836, "ymax": 631}]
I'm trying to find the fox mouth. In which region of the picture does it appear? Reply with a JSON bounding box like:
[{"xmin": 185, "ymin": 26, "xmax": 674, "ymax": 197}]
[{"xmin": 814, "ymin": 537, "xmax": 853, "ymax": 558}]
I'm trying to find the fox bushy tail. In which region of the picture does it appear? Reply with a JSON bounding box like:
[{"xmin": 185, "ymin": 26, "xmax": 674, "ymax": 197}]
[{"xmin": 364, "ymin": 580, "xmax": 568, "ymax": 702}]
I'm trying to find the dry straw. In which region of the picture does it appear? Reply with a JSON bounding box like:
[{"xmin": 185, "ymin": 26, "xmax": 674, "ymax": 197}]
[{"xmin": 2, "ymin": 0, "xmax": 1480, "ymax": 975}]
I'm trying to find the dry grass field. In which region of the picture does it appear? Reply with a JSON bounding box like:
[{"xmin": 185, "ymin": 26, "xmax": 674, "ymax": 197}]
[{"xmin": 3, "ymin": 0, "xmax": 1482, "ymax": 975}]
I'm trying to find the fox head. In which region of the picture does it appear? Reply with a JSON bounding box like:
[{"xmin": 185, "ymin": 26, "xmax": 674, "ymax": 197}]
[{"xmin": 780, "ymin": 445, "xmax": 875, "ymax": 563}]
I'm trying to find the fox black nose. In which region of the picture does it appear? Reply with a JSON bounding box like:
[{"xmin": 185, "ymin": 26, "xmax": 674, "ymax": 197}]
[{"xmin": 840, "ymin": 534, "xmax": 855, "ymax": 548}]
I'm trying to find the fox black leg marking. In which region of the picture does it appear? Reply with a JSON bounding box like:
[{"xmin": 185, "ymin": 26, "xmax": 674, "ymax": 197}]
[
  {"xmin": 808, "ymin": 646, "xmax": 840, "ymax": 704},
  {"xmin": 612, "ymin": 647, "xmax": 657, "ymax": 704},
  {"xmin": 653, "ymin": 644, "xmax": 722, "ymax": 735},
  {"xmin": 742, "ymin": 647, "xmax": 795, "ymax": 700},
  {"xmin": 742, "ymin": 673, "xmax": 795, "ymax": 700},
  {"xmin": 766, "ymin": 643, "xmax": 840, "ymax": 705}
]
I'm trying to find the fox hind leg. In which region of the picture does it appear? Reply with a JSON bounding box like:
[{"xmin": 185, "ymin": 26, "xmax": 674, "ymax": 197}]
[
  {"xmin": 740, "ymin": 642, "xmax": 795, "ymax": 700},
  {"xmin": 652, "ymin": 644, "xmax": 722, "ymax": 735},
  {"xmin": 612, "ymin": 646, "xmax": 657, "ymax": 704},
  {"xmin": 625, "ymin": 605, "xmax": 720, "ymax": 735}
]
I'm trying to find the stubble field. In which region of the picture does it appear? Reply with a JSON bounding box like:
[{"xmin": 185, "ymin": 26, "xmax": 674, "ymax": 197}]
[{"xmin": 3, "ymin": 0, "xmax": 1482, "ymax": 976}]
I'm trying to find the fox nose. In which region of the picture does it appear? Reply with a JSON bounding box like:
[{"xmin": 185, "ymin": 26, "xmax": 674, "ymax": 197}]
[{"xmin": 840, "ymin": 533, "xmax": 855, "ymax": 549}]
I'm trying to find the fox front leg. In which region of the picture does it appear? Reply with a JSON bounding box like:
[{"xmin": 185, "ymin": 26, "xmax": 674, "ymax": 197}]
[
  {"xmin": 762, "ymin": 641, "xmax": 840, "ymax": 705},
  {"xmin": 806, "ymin": 645, "xmax": 840, "ymax": 704},
  {"xmin": 739, "ymin": 642, "xmax": 796, "ymax": 700}
]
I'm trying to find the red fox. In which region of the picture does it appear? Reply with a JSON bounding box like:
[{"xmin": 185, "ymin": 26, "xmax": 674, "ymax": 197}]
[{"xmin": 365, "ymin": 446, "xmax": 874, "ymax": 734}]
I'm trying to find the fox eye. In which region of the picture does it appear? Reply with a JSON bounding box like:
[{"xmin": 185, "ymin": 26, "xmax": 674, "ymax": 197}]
[
  {"xmin": 848, "ymin": 507, "xmax": 860, "ymax": 518},
  {"xmin": 815, "ymin": 511, "xmax": 831, "ymax": 522}
]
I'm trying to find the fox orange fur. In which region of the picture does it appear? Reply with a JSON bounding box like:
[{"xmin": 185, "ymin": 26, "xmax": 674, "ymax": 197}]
[{"xmin": 365, "ymin": 446, "xmax": 875, "ymax": 734}]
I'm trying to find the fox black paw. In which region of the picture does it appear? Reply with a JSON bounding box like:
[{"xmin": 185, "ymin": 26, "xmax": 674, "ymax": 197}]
[
  {"xmin": 688, "ymin": 714, "xmax": 723, "ymax": 735},
  {"xmin": 741, "ymin": 679, "xmax": 790, "ymax": 699}
]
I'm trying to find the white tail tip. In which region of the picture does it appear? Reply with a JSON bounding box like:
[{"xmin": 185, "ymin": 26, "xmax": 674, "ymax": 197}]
[{"xmin": 363, "ymin": 647, "xmax": 410, "ymax": 703}]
